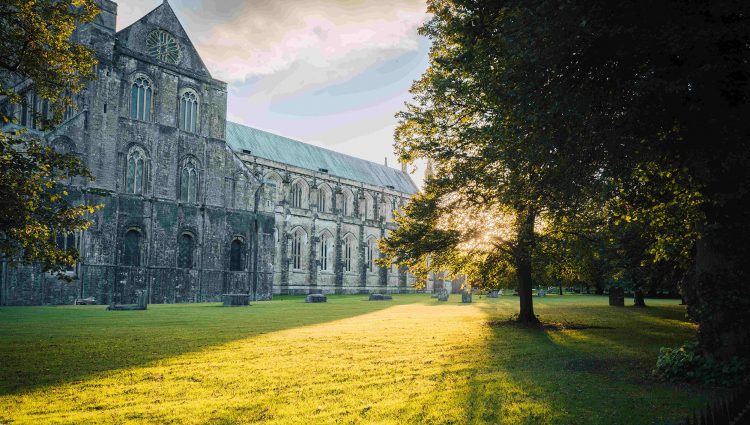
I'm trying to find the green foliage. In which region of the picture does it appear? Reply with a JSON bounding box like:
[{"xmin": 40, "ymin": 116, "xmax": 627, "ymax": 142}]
[
  {"xmin": 654, "ymin": 341, "xmax": 747, "ymax": 387},
  {"xmin": 0, "ymin": 0, "xmax": 99, "ymax": 276},
  {"xmin": 0, "ymin": 0, "xmax": 98, "ymax": 114}
]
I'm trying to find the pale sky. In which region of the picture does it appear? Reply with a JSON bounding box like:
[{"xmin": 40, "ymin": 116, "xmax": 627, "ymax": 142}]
[{"xmin": 116, "ymin": 0, "xmax": 429, "ymax": 187}]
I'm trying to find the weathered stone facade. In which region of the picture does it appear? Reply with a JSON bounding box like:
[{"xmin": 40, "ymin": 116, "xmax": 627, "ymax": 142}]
[{"xmin": 0, "ymin": 0, "xmax": 427, "ymax": 305}]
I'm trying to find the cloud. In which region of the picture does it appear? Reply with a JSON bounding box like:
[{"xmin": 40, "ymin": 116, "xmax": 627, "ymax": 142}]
[{"xmin": 186, "ymin": 0, "xmax": 428, "ymax": 84}]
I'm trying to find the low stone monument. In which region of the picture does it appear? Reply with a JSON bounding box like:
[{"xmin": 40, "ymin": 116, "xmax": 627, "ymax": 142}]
[
  {"xmin": 74, "ymin": 297, "xmax": 97, "ymax": 305},
  {"xmin": 222, "ymin": 294, "xmax": 251, "ymax": 307},
  {"xmin": 305, "ymin": 293, "xmax": 327, "ymax": 303},
  {"xmin": 437, "ymin": 289, "xmax": 449, "ymax": 302},
  {"xmin": 488, "ymin": 291, "xmax": 499, "ymax": 298},
  {"xmin": 107, "ymin": 290, "xmax": 148, "ymax": 311},
  {"xmin": 609, "ymin": 287, "xmax": 625, "ymax": 306},
  {"xmin": 537, "ymin": 289, "xmax": 546, "ymax": 297},
  {"xmin": 368, "ymin": 294, "xmax": 392, "ymax": 301},
  {"xmin": 461, "ymin": 290, "xmax": 472, "ymax": 303}
]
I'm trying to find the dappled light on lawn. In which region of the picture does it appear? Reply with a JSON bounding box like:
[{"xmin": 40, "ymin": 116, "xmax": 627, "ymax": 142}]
[{"xmin": 0, "ymin": 296, "xmax": 718, "ymax": 424}]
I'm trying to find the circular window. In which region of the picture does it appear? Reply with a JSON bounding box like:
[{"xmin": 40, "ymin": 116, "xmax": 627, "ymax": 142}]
[{"xmin": 146, "ymin": 30, "xmax": 181, "ymax": 65}]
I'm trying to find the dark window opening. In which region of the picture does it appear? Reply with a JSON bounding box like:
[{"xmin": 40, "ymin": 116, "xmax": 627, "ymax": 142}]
[
  {"xmin": 177, "ymin": 233, "xmax": 194, "ymax": 269},
  {"xmin": 122, "ymin": 229, "xmax": 141, "ymax": 267},
  {"xmin": 230, "ymin": 239, "xmax": 245, "ymax": 271}
]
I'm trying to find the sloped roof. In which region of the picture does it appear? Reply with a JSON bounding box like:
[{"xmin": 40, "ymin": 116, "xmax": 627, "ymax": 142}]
[{"xmin": 225, "ymin": 122, "xmax": 417, "ymax": 194}]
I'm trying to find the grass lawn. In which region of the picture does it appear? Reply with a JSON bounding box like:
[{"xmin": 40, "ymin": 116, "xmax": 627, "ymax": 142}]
[{"xmin": 0, "ymin": 294, "xmax": 720, "ymax": 424}]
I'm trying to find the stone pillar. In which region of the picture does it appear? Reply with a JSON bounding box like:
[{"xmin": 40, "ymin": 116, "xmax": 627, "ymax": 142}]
[
  {"xmin": 378, "ymin": 224, "xmax": 387, "ymax": 291},
  {"xmin": 334, "ymin": 217, "xmax": 343, "ymax": 292},
  {"xmin": 309, "ymin": 218, "xmax": 318, "ymax": 290},
  {"xmin": 358, "ymin": 223, "xmax": 366, "ymax": 289},
  {"xmin": 279, "ymin": 216, "xmax": 289, "ymax": 294}
]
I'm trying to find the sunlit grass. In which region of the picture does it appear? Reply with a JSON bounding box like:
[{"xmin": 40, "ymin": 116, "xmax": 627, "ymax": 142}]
[{"xmin": 0, "ymin": 295, "xmax": 719, "ymax": 424}]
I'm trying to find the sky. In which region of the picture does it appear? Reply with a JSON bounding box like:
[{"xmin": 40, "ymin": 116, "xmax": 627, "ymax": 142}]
[{"xmin": 116, "ymin": 0, "xmax": 430, "ymax": 187}]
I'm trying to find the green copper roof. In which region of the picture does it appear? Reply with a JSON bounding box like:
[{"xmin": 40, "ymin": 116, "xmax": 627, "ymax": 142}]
[{"xmin": 225, "ymin": 121, "xmax": 418, "ymax": 194}]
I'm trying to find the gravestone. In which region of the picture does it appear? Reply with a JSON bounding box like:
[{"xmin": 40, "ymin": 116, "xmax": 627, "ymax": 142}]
[
  {"xmin": 368, "ymin": 294, "xmax": 392, "ymax": 301},
  {"xmin": 222, "ymin": 294, "xmax": 251, "ymax": 307},
  {"xmin": 609, "ymin": 287, "xmax": 625, "ymax": 306},
  {"xmin": 537, "ymin": 289, "xmax": 546, "ymax": 297},
  {"xmin": 437, "ymin": 289, "xmax": 449, "ymax": 302},
  {"xmin": 107, "ymin": 290, "xmax": 148, "ymax": 311},
  {"xmin": 461, "ymin": 290, "xmax": 472, "ymax": 303},
  {"xmin": 488, "ymin": 291, "xmax": 499, "ymax": 298},
  {"xmin": 75, "ymin": 297, "xmax": 97, "ymax": 305},
  {"xmin": 305, "ymin": 294, "xmax": 327, "ymax": 303}
]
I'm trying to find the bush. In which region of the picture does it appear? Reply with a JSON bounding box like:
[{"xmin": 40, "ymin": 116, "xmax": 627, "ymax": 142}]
[{"xmin": 654, "ymin": 341, "xmax": 747, "ymax": 387}]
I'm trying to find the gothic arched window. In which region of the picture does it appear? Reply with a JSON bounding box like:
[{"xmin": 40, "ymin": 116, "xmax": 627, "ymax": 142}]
[
  {"xmin": 122, "ymin": 229, "xmax": 142, "ymax": 267},
  {"xmin": 179, "ymin": 159, "xmax": 199, "ymax": 203},
  {"xmin": 230, "ymin": 238, "xmax": 245, "ymax": 271},
  {"xmin": 318, "ymin": 185, "xmax": 330, "ymax": 213},
  {"xmin": 342, "ymin": 189, "xmax": 353, "ymax": 216},
  {"xmin": 56, "ymin": 232, "xmax": 78, "ymax": 271},
  {"xmin": 177, "ymin": 233, "xmax": 195, "ymax": 269},
  {"xmin": 319, "ymin": 232, "xmax": 331, "ymax": 271},
  {"xmin": 290, "ymin": 180, "xmax": 305, "ymax": 209},
  {"xmin": 126, "ymin": 147, "xmax": 146, "ymax": 195},
  {"xmin": 179, "ymin": 90, "xmax": 199, "ymax": 133},
  {"xmin": 130, "ymin": 76, "xmax": 153, "ymax": 121},
  {"xmin": 366, "ymin": 237, "xmax": 378, "ymax": 272},
  {"xmin": 362, "ymin": 193, "xmax": 374, "ymax": 220},
  {"xmin": 291, "ymin": 228, "xmax": 305, "ymax": 270},
  {"xmin": 343, "ymin": 234, "xmax": 356, "ymax": 272}
]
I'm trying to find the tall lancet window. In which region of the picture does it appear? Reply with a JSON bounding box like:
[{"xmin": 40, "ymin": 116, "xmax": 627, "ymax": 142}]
[
  {"xmin": 126, "ymin": 147, "xmax": 146, "ymax": 195},
  {"xmin": 367, "ymin": 237, "xmax": 377, "ymax": 272},
  {"xmin": 179, "ymin": 90, "xmax": 199, "ymax": 133},
  {"xmin": 130, "ymin": 76, "xmax": 152, "ymax": 121},
  {"xmin": 343, "ymin": 234, "xmax": 356, "ymax": 272},
  {"xmin": 291, "ymin": 228, "xmax": 305, "ymax": 270},
  {"xmin": 319, "ymin": 232, "xmax": 330, "ymax": 271},
  {"xmin": 180, "ymin": 159, "xmax": 199, "ymax": 203}
]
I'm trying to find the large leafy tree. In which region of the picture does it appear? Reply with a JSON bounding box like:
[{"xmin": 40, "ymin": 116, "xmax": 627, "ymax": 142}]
[
  {"xmin": 0, "ymin": 0, "xmax": 98, "ymax": 276},
  {"xmin": 388, "ymin": 0, "xmax": 749, "ymax": 360}
]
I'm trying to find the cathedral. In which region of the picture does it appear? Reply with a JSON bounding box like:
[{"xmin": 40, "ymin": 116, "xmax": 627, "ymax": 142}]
[{"xmin": 0, "ymin": 0, "xmax": 437, "ymax": 306}]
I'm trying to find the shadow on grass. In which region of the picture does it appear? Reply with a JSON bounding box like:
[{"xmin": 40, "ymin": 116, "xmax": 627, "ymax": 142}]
[
  {"xmin": 0, "ymin": 294, "xmax": 414, "ymax": 396},
  {"xmin": 460, "ymin": 301, "xmax": 718, "ymax": 425}
]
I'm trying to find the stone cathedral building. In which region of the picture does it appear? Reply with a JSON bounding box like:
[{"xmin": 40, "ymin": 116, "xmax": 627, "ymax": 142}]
[{"xmin": 0, "ymin": 0, "xmax": 427, "ymax": 306}]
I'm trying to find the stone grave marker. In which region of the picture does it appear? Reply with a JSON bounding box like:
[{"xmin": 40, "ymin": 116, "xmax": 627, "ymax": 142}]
[
  {"xmin": 609, "ymin": 287, "xmax": 625, "ymax": 306},
  {"xmin": 305, "ymin": 293, "xmax": 327, "ymax": 303}
]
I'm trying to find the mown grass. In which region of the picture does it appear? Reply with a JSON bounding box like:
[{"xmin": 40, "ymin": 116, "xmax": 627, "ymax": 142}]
[{"xmin": 0, "ymin": 294, "xmax": 720, "ymax": 424}]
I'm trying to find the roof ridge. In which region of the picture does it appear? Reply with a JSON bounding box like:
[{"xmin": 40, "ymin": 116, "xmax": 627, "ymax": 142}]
[
  {"xmin": 225, "ymin": 121, "xmax": 417, "ymax": 194},
  {"xmin": 227, "ymin": 121, "xmax": 405, "ymax": 176}
]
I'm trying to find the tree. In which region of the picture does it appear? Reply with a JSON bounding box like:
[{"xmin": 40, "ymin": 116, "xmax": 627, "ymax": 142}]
[
  {"xmin": 391, "ymin": 0, "xmax": 749, "ymax": 362},
  {"xmin": 385, "ymin": 0, "xmax": 612, "ymax": 323},
  {"xmin": 1, "ymin": 0, "xmax": 99, "ymax": 277}
]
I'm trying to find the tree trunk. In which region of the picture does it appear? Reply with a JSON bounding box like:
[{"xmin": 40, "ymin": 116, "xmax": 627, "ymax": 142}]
[
  {"xmin": 558, "ymin": 282, "xmax": 563, "ymax": 295},
  {"xmin": 633, "ymin": 287, "xmax": 646, "ymax": 307},
  {"xmin": 688, "ymin": 232, "xmax": 750, "ymax": 361},
  {"xmin": 515, "ymin": 208, "xmax": 539, "ymax": 323}
]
